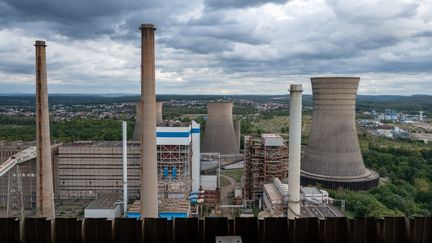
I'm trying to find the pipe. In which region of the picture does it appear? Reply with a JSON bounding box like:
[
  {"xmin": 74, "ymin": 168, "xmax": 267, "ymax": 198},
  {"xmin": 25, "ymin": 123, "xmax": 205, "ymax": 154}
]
[
  {"xmin": 288, "ymin": 84, "xmax": 302, "ymax": 219},
  {"xmin": 139, "ymin": 23, "xmax": 158, "ymax": 218},
  {"xmin": 35, "ymin": 40, "xmax": 55, "ymax": 220},
  {"xmin": 122, "ymin": 121, "xmax": 128, "ymax": 216}
]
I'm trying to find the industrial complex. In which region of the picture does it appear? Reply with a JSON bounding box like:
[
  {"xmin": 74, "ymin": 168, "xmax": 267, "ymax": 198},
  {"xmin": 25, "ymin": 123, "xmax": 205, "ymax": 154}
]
[{"xmin": 0, "ymin": 23, "xmax": 382, "ymax": 221}]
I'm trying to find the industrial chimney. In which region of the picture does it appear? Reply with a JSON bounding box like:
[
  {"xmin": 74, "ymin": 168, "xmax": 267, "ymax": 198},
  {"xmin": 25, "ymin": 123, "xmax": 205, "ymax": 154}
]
[
  {"xmin": 139, "ymin": 24, "xmax": 158, "ymax": 218},
  {"xmin": 34, "ymin": 40, "xmax": 55, "ymax": 219},
  {"xmin": 288, "ymin": 84, "xmax": 302, "ymax": 219},
  {"xmin": 301, "ymin": 77, "xmax": 379, "ymax": 190},
  {"xmin": 133, "ymin": 101, "xmax": 163, "ymax": 140},
  {"xmin": 203, "ymin": 102, "xmax": 239, "ymax": 155}
]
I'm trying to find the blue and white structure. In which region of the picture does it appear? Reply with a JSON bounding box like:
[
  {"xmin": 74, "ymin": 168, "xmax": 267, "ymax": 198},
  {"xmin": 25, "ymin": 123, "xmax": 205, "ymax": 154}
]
[{"xmin": 154, "ymin": 121, "xmax": 202, "ymax": 214}]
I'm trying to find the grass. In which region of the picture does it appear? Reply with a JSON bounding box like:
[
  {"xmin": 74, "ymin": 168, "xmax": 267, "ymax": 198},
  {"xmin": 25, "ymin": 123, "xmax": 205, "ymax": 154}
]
[
  {"xmin": 220, "ymin": 176, "xmax": 231, "ymax": 187},
  {"xmin": 252, "ymin": 116, "xmax": 289, "ymax": 134},
  {"xmin": 221, "ymin": 169, "xmax": 244, "ymax": 182}
]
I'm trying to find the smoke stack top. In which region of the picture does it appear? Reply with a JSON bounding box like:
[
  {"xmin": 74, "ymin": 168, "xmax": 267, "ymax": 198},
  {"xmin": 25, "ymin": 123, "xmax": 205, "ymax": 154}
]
[
  {"xmin": 140, "ymin": 24, "xmax": 157, "ymax": 30},
  {"xmin": 34, "ymin": 40, "xmax": 46, "ymax": 46}
]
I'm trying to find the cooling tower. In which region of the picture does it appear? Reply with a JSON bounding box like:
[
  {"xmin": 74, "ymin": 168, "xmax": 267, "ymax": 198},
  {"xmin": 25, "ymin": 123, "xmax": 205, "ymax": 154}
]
[
  {"xmin": 203, "ymin": 102, "xmax": 239, "ymax": 154},
  {"xmin": 301, "ymin": 77, "xmax": 379, "ymax": 190},
  {"xmin": 156, "ymin": 102, "xmax": 163, "ymax": 124},
  {"xmin": 133, "ymin": 101, "xmax": 163, "ymax": 140},
  {"xmin": 34, "ymin": 40, "xmax": 55, "ymax": 219},
  {"xmin": 139, "ymin": 24, "xmax": 158, "ymax": 218}
]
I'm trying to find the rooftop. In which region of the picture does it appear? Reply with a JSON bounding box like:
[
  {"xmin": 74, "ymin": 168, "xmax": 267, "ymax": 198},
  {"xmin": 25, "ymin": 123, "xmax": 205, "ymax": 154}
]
[{"xmin": 85, "ymin": 193, "xmax": 121, "ymax": 210}]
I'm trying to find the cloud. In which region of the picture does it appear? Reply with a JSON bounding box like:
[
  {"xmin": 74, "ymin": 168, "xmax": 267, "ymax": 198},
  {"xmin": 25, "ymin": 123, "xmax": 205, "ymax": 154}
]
[
  {"xmin": 204, "ymin": 0, "xmax": 288, "ymax": 10},
  {"xmin": 0, "ymin": 0, "xmax": 431, "ymax": 95}
]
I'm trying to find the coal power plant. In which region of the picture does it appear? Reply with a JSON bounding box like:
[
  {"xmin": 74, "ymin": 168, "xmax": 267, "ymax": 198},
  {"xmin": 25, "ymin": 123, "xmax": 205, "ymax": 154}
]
[
  {"xmin": 203, "ymin": 102, "xmax": 240, "ymax": 155},
  {"xmin": 301, "ymin": 77, "xmax": 379, "ymax": 190}
]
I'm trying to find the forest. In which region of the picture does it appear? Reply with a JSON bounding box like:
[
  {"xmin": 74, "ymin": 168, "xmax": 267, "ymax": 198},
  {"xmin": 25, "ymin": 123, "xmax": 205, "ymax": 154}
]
[{"xmin": 330, "ymin": 137, "xmax": 432, "ymax": 217}]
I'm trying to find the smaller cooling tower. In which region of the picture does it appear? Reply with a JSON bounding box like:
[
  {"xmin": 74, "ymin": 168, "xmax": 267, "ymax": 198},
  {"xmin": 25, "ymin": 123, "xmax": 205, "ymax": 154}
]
[
  {"xmin": 301, "ymin": 77, "xmax": 379, "ymax": 190},
  {"xmin": 133, "ymin": 101, "xmax": 163, "ymax": 140},
  {"xmin": 156, "ymin": 102, "xmax": 163, "ymax": 124},
  {"xmin": 203, "ymin": 102, "xmax": 239, "ymax": 155}
]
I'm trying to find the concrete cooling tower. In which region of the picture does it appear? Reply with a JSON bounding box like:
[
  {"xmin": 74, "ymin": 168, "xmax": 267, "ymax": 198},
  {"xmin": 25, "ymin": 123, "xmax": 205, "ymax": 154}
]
[
  {"xmin": 203, "ymin": 102, "xmax": 240, "ymax": 155},
  {"xmin": 133, "ymin": 101, "xmax": 163, "ymax": 140},
  {"xmin": 301, "ymin": 77, "xmax": 379, "ymax": 190},
  {"xmin": 156, "ymin": 102, "xmax": 163, "ymax": 124}
]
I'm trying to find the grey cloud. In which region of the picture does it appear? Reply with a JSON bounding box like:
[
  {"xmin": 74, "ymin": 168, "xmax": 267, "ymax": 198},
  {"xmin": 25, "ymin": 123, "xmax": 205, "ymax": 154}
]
[
  {"xmin": 0, "ymin": 0, "xmax": 432, "ymax": 95},
  {"xmin": 205, "ymin": 0, "xmax": 288, "ymax": 9}
]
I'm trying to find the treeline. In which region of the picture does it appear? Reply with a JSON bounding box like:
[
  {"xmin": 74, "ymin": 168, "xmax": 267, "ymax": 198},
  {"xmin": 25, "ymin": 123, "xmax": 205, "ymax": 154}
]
[
  {"xmin": 331, "ymin": 141, "xmax": 432, "ymax": 217},
  {"xmin": 0, "ymin": 119, "xmax": 135, "ymax": 142}
]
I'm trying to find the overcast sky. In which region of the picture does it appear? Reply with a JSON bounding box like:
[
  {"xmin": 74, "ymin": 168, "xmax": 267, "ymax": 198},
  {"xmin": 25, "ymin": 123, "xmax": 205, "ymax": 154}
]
[{"xmin": 0, "ymin": 0, "xmax": 431, "ymax": 95}]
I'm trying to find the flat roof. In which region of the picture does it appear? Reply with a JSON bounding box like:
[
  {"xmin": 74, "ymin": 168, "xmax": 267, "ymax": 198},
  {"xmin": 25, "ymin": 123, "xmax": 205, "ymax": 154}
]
[
  {"xmin": 264, "ymin": 183, "xmax": 282, "ymax": 201},
  {"xmin": 261, "ymin": 134, "xmax": 282, "ymax": 138},
  {"xmin": 301, "ymin": 187, "xmax": 322, "ymax": 195},
  {"xmin": 85, "ymin": 193, "xmax": 121, "ymax": 210}
]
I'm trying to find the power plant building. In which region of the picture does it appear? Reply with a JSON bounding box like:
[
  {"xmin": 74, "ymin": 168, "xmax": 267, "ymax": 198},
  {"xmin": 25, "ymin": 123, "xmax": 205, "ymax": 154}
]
[
  {"xmin": 0, "ymin": 121, "xmax": 201, "ymax": 216},
  {"xmin": 301, "ymin": 77, "xmax": 379, "ymax": 190},
  {"xmin": 243, "ymin": 134, "xmax": 288, "ymax": 201}
]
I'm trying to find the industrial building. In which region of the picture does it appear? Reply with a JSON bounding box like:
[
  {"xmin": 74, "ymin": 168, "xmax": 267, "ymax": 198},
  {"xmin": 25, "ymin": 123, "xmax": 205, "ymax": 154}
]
[
  {"xmin": 84, "ymin": 193, "xmax": 122, "ymax": 219},
  {"xmin": 56, "ymin": 121, "xmax": 199, "ymax": 215},
  {"xmin": 262, "ymin": 177, "xmax": 343, "ymax": 219},
  {"xmin": 0, "ymin": 143, "xmax": 37, "ymax": 211},
  {"xmin": 243, "ymin": 134, "xmax": 288, "ymax": 201},
  {"xmin": 203, "ymin": 102, "xmax": 240, "ymax": 155},
  {"xmin": 0, "ymin": 120, "xmax": 201, "ymax": 217},
  {"xmin": 301, "ymin": 77, "xmax": 379, "ymax": 190}
]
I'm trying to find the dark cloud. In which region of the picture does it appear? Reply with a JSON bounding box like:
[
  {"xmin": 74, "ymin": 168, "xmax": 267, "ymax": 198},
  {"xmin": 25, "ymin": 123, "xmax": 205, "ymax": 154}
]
[
  {"xmin": 0, "ymin": 0, "xmax": 431, "ymax": 95},
  {"xmin": 205, "ymin": 0, "xmax": 288, "ymax": 9}
]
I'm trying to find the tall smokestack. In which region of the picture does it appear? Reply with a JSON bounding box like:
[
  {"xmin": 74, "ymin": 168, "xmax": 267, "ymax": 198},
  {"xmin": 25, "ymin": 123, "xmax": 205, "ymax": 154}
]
[
  {"xmin": 156, "ymin": 102, "xmax": 163, "ymax": 124},
  {"xmin": 139, "ymin": 24, "xmax": 158, "ymax": 218},
  {"xmin": 288, "ymin": 84, "xmax": 302, "ymax": 219},
  {"xmin": 122, "ymin": 121, "xmax": 128, "ymax": 216},
  {"xmin": 34, "ymin": 40, "xmax": 55, "ymax": 219}
]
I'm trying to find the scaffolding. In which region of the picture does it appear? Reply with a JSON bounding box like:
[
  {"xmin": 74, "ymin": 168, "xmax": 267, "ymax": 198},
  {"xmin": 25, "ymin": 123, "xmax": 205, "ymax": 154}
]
[
  {"xmin": 244, "ymin": 135, "xmax": 288, "ymax": 201},
  {"xmin": 157, "ymin": 144, "xmax": 192, "ymax": 212}
]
